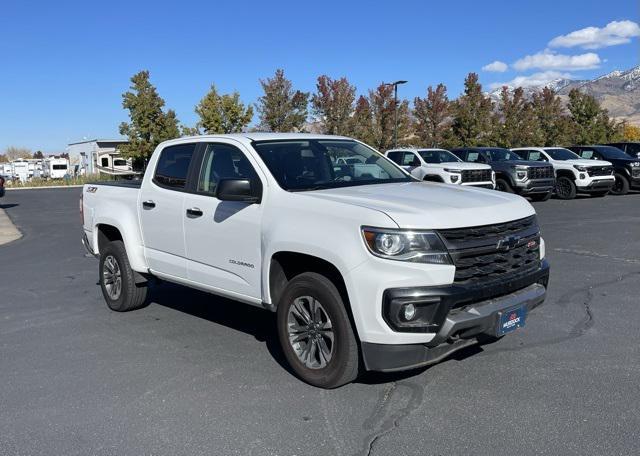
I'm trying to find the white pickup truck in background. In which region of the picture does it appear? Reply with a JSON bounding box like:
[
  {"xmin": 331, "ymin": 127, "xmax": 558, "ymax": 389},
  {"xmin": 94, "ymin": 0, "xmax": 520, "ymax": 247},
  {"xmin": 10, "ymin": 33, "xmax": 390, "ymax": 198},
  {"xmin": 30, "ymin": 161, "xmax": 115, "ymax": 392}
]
[
  {"xmin": 385, "ymin": 148, "xmax": 495, "ymax": 188},
  {"xmin": 81, "ymin": 133, "xmax": 549, "ymax": 388}
]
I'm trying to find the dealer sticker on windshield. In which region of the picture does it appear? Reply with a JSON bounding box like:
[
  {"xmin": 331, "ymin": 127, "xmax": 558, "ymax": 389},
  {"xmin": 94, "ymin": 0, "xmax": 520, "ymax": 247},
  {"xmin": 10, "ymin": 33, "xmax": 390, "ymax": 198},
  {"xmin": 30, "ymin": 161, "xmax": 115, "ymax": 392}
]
[{"xmin": 497, "ymin": 306, "xmax": 527, "ymax": 336}]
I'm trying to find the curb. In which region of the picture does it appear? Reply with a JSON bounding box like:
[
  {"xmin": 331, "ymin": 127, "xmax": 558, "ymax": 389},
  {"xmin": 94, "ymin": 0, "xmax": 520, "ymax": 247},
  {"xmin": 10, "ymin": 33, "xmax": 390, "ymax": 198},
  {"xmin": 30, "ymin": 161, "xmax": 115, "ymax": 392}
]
[
  {"xmin": 0, "ymin": 208, "xmax": 21, "ymax": 246},
  {"xmin": 5, "ymin": 185, "xmax": 84, "ymax": 191}
]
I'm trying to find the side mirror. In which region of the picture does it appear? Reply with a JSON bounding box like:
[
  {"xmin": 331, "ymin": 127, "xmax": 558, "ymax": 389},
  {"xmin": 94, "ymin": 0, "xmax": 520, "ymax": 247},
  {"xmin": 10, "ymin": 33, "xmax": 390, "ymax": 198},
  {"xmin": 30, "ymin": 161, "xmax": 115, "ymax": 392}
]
[{"xmin": 216, "ymin": 178, "xmax": 261, "ymax": 203}]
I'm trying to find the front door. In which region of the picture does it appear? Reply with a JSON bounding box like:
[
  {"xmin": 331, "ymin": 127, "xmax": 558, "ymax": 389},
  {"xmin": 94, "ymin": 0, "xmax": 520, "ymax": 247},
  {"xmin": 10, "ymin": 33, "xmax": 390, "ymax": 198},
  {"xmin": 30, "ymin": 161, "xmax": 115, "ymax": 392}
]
[
  {"xmin": 183, "ymin": 141, "xmax": 264, "ymax": 300},
  {"xmin": 139, "ymin": 143, "xmax": 198, "ymax": 278}
]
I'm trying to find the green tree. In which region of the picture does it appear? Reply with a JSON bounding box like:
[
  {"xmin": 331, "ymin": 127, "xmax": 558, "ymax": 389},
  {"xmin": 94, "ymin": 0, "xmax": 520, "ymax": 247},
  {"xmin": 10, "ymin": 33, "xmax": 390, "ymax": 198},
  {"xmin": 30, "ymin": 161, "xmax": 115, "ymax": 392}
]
[
  {"xmin": 493, "ymin": 87, "xmax": 541, "ymax": 147},
  {"xmin": 257, "ymin": 69, "xmax": 309, "ymax": 132},
  {"xmin": 195, "ymin": 84, "xmax": 253, "ymax": 134},
  {"xmin": 33, "ymin": 151, "xmax": 45, "ymax": 159},
  {"xmin": 413, "ymin": 83, "xmax": 451, "ymax": 147},
  {"xmin": 311, "ymin": 75, "xmax": 356, "ymax": 135},
  {"xmin": 450, "ymin": 73, "xmax": 493, "ymax": 146},
  {"xmin": 118, "ymin": 70, "xmax": 181, "ymax": 162},
  {"xmin": 567, "ymin": 89, "xmax": 620, "ymax": 144},
  {"xmin": 530, "ymin": 87, "xmax": 571, "ymax": 146},
  {"xmin": 351, "ymin": 95, "xmax": 375, "ymax": 145}
]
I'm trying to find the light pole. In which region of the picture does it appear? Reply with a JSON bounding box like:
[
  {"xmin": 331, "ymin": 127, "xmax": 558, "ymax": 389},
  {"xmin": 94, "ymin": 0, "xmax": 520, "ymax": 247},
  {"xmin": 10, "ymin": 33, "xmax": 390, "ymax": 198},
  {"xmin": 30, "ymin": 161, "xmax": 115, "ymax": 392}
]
[{"xmin": 385, "ymin": 80, "xmax": 408, "ymax": 148}]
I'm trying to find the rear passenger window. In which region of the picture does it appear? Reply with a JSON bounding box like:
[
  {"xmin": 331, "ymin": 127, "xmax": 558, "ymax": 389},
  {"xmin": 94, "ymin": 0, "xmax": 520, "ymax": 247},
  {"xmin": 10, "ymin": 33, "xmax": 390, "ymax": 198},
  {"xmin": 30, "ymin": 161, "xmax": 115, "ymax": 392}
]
[
  {"xmin": 466, "ymin": 152, "xmax": 480, "ymax": 162},
  {"xmin": 581, "ymin": 150, "xmax": 594, "ymax": 159},
  {"xmin": 402, "ymin": 153, "xmax": 420, "ymax": 166},
  {"xmin": 198, "ymin": 143, "xmax": 258, "ymax": 195},
  {"xmin": 154, "ymin": 144, "xmax": 196, "ymax": 189}
]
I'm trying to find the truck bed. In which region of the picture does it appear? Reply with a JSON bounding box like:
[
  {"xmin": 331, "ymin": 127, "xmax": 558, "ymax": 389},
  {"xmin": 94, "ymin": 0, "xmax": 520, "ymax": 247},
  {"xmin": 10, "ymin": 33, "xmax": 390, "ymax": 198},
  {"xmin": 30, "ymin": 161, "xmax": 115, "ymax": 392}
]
[{"xmin": 89, "ymin": 179, "xmax": 142, "ymax": 189}]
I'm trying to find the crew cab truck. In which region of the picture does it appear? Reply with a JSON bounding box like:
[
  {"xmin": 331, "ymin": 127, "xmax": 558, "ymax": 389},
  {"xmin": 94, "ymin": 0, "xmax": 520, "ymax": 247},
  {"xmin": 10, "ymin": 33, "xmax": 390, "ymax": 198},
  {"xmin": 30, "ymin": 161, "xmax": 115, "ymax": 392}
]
[
  {"xmin": 606, "ymin": 142, "xmax": 640, "ymax": 159},
  {"xmin": 81, "ymin": 133, "xmax": 550, "ymax": 388},
  {"xmin": 512, "ymin": 147, "xmax": 615, "ymax": 199},
  {"xmin": 567, "ymin": 145, "xmax": 640, "ymax": 195},
  {"xmin": 452, "ymin": 147, "xmax": 555, "ymax": 201},
  {"xmin": 385, "ymin": 148, "xmax": 495, "ymax": 188}
]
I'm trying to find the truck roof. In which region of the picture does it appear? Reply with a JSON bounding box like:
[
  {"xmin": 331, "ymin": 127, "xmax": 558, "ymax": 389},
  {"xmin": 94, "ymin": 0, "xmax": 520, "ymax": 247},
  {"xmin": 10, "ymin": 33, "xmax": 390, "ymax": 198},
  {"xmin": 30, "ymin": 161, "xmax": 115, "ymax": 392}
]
[{"xmin": 180, "ymin": 132, "xmax": 352, "ymax": 142}]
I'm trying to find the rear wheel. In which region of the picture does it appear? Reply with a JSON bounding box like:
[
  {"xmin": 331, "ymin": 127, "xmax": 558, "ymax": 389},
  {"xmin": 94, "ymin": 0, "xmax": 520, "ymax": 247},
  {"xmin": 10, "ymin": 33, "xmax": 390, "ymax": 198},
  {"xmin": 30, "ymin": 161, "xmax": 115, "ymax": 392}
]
[
  {"xmin": 610, "ymin": 173, "xmax": 629, "ymax": 195},
  {"xmin": 495, "ymin": 178, "xmax": 514, "ymax": 193},
  {"xmin": 276, "ymin": 272, "xmax": 360, "ymax": 388},
  {"xmin": 554, "ymin": 176, "xmax": 577, "ymax": 200},
  {"xmin": 99, "ymin": 240, "xmax": 148, "ymax": 312}
]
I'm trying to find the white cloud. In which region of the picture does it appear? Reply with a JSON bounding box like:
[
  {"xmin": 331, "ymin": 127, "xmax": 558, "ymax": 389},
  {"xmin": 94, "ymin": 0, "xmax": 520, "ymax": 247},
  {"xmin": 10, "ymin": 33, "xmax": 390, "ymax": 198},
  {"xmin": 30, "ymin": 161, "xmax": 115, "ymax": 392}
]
[
  {"xmin": 482, "ymin": 60, "xmax": 508, "ymax": 72},
  {"xmin": 549, "ymin": 20, "xmax": 640, "ymax": 49},
  {"xmin": 489, "ymin": 71, "xmax": 573, "ymax": 90},
  {"xmin": 513, "ymin": 50, "xmax": 601, "ymax": 71}
]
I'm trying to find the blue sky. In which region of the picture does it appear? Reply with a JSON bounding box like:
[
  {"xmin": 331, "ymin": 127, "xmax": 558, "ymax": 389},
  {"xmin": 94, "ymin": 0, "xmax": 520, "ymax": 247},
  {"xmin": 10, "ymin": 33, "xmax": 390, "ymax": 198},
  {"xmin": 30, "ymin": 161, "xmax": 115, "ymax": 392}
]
[{"xmin": 1, "ymin": 0, "xmax": 638, "ymax": 152}]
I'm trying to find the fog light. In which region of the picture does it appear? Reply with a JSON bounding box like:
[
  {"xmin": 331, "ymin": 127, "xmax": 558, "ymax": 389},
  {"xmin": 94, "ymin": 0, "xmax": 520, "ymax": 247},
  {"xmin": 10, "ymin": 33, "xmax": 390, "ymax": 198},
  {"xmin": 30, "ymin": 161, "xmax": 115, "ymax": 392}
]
[
  {"xmin": 580, "ymin": 173, "xmax": 586, "ymax": 179},
  {"xmin": 403, "ymin": 303, "xmax": 416, "ymax": 321},
  {"xmin": 450, "ymin": 175, "xmax": 459, "ymax": 183}
]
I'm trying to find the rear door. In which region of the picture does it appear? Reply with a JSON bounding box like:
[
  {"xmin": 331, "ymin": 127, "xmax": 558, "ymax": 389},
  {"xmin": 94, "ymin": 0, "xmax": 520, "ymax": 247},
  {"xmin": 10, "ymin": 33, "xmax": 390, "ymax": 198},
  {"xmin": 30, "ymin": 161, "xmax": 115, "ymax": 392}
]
[
  {"xmin": 139, "ymin": 143, "xmax": 198, "ymax": 278},
  {"xmin": 183, "ymin": 141, "xmax": 264, "ymax": 300}
]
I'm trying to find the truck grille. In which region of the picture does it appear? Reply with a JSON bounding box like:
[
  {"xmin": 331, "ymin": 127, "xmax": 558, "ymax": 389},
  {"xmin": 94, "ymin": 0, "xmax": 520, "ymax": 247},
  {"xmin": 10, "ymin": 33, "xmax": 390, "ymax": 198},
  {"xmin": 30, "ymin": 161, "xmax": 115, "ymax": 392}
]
[
  {"xmin": 528, "ymin": 166, "xmax": 554, "ymax": 180},
  {"xmin": 438, "ymin": 216, "xmax": 541, "ymax": 286},
  {"xmin": 461, "ymin": 169, "xmax": 492, "ymax": 183},
  {"xmin": 587, "ymin": 166, "xmax": 613, "ymax": 176}
]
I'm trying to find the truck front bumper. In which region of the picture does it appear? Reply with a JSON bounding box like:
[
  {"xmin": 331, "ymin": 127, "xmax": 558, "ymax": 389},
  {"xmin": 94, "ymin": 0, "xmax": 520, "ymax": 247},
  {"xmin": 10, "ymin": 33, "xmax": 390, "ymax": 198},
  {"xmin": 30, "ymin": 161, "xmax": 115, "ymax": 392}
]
[
  {"xmin": 514, "ymin": 179, "xmax": 555, "ymax": 195},
  {"xmin": 578, "ymin": 178, "xmax": 615, "ymax": 192},
  {"xmin": 361, "ymin": 260, "xmax": 549, "ymax": 372}
]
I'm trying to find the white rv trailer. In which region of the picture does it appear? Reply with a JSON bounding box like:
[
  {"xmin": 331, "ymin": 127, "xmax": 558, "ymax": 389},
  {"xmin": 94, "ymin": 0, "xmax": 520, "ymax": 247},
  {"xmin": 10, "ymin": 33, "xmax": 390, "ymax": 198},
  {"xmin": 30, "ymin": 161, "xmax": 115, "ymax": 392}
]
[{"xmin": 44, "ymin": 157, "xmax": 70, "ymax": 179}]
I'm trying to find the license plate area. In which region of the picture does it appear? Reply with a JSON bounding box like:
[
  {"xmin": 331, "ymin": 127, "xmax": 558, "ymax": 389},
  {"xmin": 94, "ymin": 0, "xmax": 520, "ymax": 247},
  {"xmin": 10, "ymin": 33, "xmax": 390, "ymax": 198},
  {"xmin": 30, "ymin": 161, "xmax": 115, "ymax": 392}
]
[{"xmin": 497, "ymin": 306, "xmax": 527, "ymax": 336}]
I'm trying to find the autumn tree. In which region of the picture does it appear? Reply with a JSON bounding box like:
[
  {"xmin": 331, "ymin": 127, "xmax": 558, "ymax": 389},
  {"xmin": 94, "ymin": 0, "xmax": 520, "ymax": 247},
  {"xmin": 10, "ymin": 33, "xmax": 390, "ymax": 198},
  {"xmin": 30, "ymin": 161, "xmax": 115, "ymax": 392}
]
[
  {"xmin": 567, "ymin": 89, "xmax": 620, "ymax": 144},
  {"xmin": 361, "ymin": 83, "xmax": 411, "ymax": 151},
  {"xmin": 257, "ymin": 69, "xmax": 309, "ymax": 132},
  {"xmin": 5, "ymin": 146, "xmax": 32, "ymax": 161},
  {"xmin": 622, "ymin": 122, "xmax": 640, "ymax": 141},
  {"xmin": 311, "ymin": 75, "xmax": 356, "ymax": 135},
  {"xmin": 450, "ymin": 73, "xmax": 493, "ymax": 146},
  {"xmin": 194, "ymin": 84, "xmax": 253, "ymax": 134},
  {"xmin": 493, "ymin": 87, "xmax": 541, "ymax": 147},
  {"xmin": 118, "ymin": 70, "xmax": 181, "ymax": 162},
  {"xmin": 0, "ymin": 154, "xmax": 7, "ymax": 163},
  {"xmin": 413, "ymin": 83, "xmax": 451, "ymax": 147},
  {"xmin": 529, "ymin": 87, "xmax": 571, "ymax": 146},
  {"xmin": 351, "ymin": 96, "xmax": 375, "ymax": 145}
]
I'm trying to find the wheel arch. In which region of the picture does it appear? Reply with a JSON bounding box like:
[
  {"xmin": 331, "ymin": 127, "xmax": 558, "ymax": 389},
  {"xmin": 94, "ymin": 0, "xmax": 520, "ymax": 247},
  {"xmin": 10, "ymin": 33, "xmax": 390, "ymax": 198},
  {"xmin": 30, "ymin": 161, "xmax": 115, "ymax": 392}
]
[
  {"xmin": 555, "ymin": 169, "xmax": 576, "ymax": 180},
  {"xmin": 423, "ymin": 174, "xmax": 444, "ymax": 183}
]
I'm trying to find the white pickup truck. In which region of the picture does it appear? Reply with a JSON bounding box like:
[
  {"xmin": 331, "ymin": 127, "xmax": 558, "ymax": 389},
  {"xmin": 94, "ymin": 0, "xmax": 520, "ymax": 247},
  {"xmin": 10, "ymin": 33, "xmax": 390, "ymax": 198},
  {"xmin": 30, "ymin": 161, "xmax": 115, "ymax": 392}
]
[
  {"xmin": 81, "ymin": 133, "xmax": 550, "ymax": 388},
  {"xmin": 385, "ymin": 148, "xmax": 495, "ymax": 188},
  {"xmin": 512, "ymin": 147, "xmax": 615, "ymax": 199}
]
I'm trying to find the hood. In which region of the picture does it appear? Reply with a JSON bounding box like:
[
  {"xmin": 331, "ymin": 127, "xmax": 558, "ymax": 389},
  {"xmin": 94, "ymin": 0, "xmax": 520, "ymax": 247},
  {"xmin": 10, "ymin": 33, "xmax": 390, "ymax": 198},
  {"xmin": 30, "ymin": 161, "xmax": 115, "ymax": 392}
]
[
  {"xmin": 494, "ymin": 160, "xmax": 551, "ymax": 167},
  {"xmin": 302, "ymin": 182, "xmax": 534, "ymax": 229},
  {"xmin": 561, "ymin": 159, "xmax": 613, "ymax": 167},
  {"xmin": 428, "ymin": 162, "xmax": 492, "ymax": 170}
]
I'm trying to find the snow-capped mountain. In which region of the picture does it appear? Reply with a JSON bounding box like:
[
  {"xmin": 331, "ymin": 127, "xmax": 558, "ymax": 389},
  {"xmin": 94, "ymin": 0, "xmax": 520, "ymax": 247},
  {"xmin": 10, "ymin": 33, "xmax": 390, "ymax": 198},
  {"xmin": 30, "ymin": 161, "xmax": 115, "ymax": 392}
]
[{"xmin": 488, "ymin": 65, "xmax": 640, "ymax": 125}]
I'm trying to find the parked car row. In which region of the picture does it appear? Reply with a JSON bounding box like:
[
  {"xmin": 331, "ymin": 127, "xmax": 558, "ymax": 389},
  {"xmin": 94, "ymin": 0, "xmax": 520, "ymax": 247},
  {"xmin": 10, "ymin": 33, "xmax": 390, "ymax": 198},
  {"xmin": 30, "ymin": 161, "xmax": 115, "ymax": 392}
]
[{"xmin": 385, "ymin": 144, "xmax": 640, "ymax": 200}]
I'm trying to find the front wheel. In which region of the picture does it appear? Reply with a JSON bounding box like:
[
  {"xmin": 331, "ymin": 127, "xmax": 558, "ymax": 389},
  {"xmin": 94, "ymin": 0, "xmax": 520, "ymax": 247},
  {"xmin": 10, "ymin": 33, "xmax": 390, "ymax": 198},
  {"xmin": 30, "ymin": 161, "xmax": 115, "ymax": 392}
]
[
  {"xmin": 276, "ymin": 272, "xmax": 360, "ymax": 388},
  {"xmin": 554, "ymin": 176, "xmax": 577, "ymax": 199},
  {"xmin": 99, "ymin": 240, "xmax": 149, "ymax": 312},
  {"xmin": 610, "ymin": 173, "xmax": 630, "ymax": 195},
  {"xmin": 495, "ymin": 178, "xmax": 514, "ymax": 193}
]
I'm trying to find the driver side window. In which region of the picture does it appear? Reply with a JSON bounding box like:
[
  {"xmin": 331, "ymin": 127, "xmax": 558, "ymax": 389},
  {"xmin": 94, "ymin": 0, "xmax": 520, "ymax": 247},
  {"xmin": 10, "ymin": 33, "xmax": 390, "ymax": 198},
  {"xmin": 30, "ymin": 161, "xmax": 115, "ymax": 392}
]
[{"xmin": 198, "ymin": 143, "xmax": 258, "ymax": 195}]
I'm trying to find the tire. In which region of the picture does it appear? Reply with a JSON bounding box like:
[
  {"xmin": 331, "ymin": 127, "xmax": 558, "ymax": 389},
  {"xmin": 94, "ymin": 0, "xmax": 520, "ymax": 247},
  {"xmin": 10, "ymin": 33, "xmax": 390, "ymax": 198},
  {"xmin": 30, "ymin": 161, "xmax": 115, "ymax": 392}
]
[
  {"xmin": 554, "ymin": 176, "xmax": 577, "ymax": 200},
  {"xmin": 530, "ymin": 192, "xmax": 552, "ymax": 202},
  {"xmin": 610, "ymin": 173, "xmax": 630, "ymax": 195},
  {"xmin": 276, "ymin": 272, "xmax": 360, "ymax": 388},
  {"xmin": 99, "ymin": 240, "xmax": 148, "ymax": 312},
  {"xmin": 495, "ymin": 178, "xmax": 514, "ymax": 193}
]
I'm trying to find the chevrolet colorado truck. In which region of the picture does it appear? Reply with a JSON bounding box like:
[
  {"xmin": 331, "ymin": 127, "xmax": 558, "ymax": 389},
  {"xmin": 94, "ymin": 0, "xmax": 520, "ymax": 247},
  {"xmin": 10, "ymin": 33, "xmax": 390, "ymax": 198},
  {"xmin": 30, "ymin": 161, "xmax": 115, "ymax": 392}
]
[
  {"xmin": 81, "ymin": 133, "xmax": 550, "ymax": 388},
  {"xmin": 567, "ymin": 145, "xmax": 640, "ymax": 195},
  {"xmin": 452, "ymin": 147, "xmax": 555, "ymax": 201},
  {"xmin": 385, "ymin": 148, "xmax": 495, "ymax": 188},
  {"xmin": 512, "ymin": 147, "xmax": 614, "ymax": 199}
]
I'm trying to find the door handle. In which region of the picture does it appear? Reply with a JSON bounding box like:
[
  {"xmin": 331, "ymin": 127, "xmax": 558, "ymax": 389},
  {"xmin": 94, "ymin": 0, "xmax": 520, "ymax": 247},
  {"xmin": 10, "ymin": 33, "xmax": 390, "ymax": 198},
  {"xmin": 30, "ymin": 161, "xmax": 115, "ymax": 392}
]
[
  {"xmin": 142, "ymin": 200, "xmax": 156, "ymax": 209},
  {"xmin": 186, "ymin": 207, "xmax": 203, "ymax": 218}
]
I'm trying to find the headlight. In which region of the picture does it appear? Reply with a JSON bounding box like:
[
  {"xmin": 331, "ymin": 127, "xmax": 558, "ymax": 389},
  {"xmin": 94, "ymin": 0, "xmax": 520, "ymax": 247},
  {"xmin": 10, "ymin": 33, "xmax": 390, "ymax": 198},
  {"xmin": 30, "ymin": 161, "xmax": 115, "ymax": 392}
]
[
  {"xmin": 362, "ymin": 227, "xmax": 452, "ymax": 264},
  {"xmin": 514, "ymin": 166, "xmax": 528, "ymax": 180},
  {"xmin": 540, "ymin": 237, "xmax": 545, "ymax": 259},
  {"xmin": 573, "ymin": 165, "xmax": 587, "ymax": 172},
  {"xmin": 443, "ymin": 168, "xmax": 462, "ymax": 173},
  {"xmin": 491, "ymin": 170, "xmax": 496, "ymax": 181}
]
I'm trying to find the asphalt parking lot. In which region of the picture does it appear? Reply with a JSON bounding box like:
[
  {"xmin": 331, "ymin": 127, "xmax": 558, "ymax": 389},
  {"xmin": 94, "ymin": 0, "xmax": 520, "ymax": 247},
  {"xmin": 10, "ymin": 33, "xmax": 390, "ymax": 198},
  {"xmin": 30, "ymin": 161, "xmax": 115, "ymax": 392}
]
[{"xmin": 1, "ymin": 187, "xmax": 639, "ymax": 456}]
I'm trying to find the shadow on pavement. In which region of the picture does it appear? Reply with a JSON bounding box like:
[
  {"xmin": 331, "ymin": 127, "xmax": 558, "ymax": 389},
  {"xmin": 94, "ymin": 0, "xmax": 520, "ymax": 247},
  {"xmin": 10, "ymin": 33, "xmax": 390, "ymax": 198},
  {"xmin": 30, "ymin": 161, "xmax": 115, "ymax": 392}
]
[{"xmin": 0, "ymin": 203, "xmax": 19, "ymax": 209}]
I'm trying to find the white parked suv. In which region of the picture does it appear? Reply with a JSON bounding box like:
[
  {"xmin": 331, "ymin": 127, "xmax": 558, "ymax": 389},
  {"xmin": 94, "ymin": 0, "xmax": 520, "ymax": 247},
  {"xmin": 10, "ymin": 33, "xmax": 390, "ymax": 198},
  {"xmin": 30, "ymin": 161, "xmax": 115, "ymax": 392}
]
[
  {"xmin": 386, "ymin": 148, "xmax": 495, "ymax": 188},
  {"xmin": 512, "ymin": 147, "xmax": 615, "ymax": 199},
  {"xmin": 81, "ymin": 133, "xmax": 549, "ymax": 388}
]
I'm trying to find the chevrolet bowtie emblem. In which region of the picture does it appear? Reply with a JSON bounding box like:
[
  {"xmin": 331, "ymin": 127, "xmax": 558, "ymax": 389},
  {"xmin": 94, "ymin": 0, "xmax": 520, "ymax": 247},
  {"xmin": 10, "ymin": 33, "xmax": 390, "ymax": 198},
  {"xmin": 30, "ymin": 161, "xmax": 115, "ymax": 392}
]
[{"xmin": 496, "ymin": 235, "xmax": 521, "ymax": 251}]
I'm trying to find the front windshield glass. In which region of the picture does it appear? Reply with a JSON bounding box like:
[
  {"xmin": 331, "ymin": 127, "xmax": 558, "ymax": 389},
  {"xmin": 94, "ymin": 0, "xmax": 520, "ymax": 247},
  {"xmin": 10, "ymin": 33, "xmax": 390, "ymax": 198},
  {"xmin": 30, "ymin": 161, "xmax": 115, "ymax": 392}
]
[
  {"xmin": 484, "ymin": 148, "xmax": 523, "ymax": 161},
  {"xmin": 252, "ymin": 139, "xmax": 412, "ymax": 191},
  {"xmin": 597, "ymin": 146, "xmax": 634, "ymax": 159},
  {"xmin": 545, "ymin": 148, "xmax": 580, "ymax": 160},
  {"xmin": 418, "ymin": 149, "xmax": 461, "ymax": 164}
]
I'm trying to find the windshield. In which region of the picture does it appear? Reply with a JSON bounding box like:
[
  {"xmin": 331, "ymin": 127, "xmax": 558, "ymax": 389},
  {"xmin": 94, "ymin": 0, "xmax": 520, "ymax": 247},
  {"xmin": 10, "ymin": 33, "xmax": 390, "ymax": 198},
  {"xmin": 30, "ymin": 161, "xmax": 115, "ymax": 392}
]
[
  {"xmin": 418, "ymin": 149, "xmax": 461, "ymax": 164},
  {"xmin": 597, "ymin": 146, "xmax": 634, "ymax": 159},
  {"xmin": 484, "ymin": 148, "xmax": 523, "ymax": 162},
  {"xmin": 252, "ymin": 139, "xmax": 412, "ymax": 191},
  {"xmin": 545, "ymin": 148, "xmax": 580, "ymax": 160}
]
